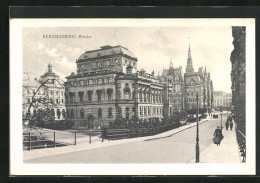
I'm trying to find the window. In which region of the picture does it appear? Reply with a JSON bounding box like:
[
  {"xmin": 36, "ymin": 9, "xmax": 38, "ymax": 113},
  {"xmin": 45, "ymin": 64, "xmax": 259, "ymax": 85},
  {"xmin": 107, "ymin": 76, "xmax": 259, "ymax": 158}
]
[
  {"xmin": 71, "ymin": 109, "xmax": 74, "ymax": 118},
  {"xmin": 139, "ymin": 107, "xmax": 142, "ymax": 115},
  {"xmin": 118, "ymin": 107, "xmax": 122, "ymax": 117},
  {"xmin": 80, "ymin": 80, "xmax": 84, "ymax": 86},
  {"xmin": 69, "ymin": 92, "xmax": 75, "ymax": 103},
  {"xmin": 87, "ymin": 90, "xmax": 93, "ymax": 101},
  {"xmin": 108, "ymin": 107, "xmax": 112, "ymax": 117},
  {"xmin": 85, "ymin": 80, "xmax": 89, "ymax": 85},
  {"xmin": 89, "ymin": 80, "xmax": 93, "ymax": 85},
  {"xmin": 62, "ymin": 99, "xmax": 64, "ymax": 103},
  {"xmin": 27, "ymin": 90, "xmax": 30, "ymax": 94},
  {"xmin": 62, "ymin": 109, "xmax": 66, "ymax": 118},
  {"xmin": 139, "ymin": 91, "xmax": 142, "ymax": 102},
  {"xmin": 108, "ymin": 78, "xmax": 113, "ymax": 83},
  {"xmin": 98, "ymin": 78, "xmax": 103, "ymax": 84},
  {"xmin": 96, "ymin": 90, "xmax": 102, "ymax": 102},
  {"xmin": 78, "ymin": 91, "xmax": 84, "ymax": 102},
  {"xmin": 56, "ymin": 91, "xmax": 59, "ymax": 95},
  {"xmin": 126, "ymin": 107, "xmax": 130, "ymax": 120},
  {"xmin": 93, "ymin": 79, "xmax": 97, "ymax": 85},
  {"xmin": 107, "ymin": 89, "xmax": 113, "ymax": 101},
  {"xmin": 98, "ymin": 109, "xmax": 102, "ymax": 118},
  {"xmin": 51, "ymin": 109, "xmax": 55, "ymax": 117},
  {"xmin": 104, "ymin": 78, "xmax": 108, "ymax": 84},
  {"xmin": 50, "ymin": 91, "xmax": 53, "ymax": 95},
  {"xmin": 80, "ymin": 109, "xmax": 84, "ymax": 119},
  {"xmin": 57, "ymin": 109, "xmax": 61, "ymax": 119},
  {"xmin": 67, "ymin": 110, "xmax": 70, "ymax": 118},
  {"xmin": 56, "ymin": 99, "xmax": 59, "ymax": 103}
]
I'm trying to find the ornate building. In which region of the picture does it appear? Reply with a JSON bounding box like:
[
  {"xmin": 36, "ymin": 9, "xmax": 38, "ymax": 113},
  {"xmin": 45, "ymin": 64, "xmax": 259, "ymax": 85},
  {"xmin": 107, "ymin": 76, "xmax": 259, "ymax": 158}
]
[
  {"xmin": 160, "ymin": 60, "xmax": 184, "ymax": 112},
  {"xmin": 23, "ymin": 64, "xmax": 66, "ymax": 121},
  {"xmin": 183, "ymin": 44, "xmax": 214, "ymax": 114},
  {"xmin": 230, "ymin": 26, "xmax": 246, "ymax": 134},
  {"xmin": 65, "ymin": 44, "xmax": 215, "ymax": 129},
  {"xmin": 65, "ymin": 45, "xmax": 177, "ymax": 129}
]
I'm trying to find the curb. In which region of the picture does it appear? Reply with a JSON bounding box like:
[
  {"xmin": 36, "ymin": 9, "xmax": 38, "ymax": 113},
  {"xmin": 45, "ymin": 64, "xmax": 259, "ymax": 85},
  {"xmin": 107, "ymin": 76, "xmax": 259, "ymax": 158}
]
[{"xmin": 145, "ymin": 119, "xmax": 209, "ymax": 141}]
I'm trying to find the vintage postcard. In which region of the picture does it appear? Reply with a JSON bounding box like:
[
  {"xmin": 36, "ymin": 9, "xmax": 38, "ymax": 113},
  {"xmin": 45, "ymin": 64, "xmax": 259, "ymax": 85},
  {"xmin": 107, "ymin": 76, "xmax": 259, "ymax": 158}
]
[{"xmin": 10, "ymin": 18, "xmax": 255, "ymax": 175}]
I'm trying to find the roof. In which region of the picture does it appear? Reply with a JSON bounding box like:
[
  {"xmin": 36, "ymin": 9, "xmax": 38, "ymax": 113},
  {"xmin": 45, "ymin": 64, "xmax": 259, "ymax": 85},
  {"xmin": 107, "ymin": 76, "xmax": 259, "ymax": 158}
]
[{"xmin": 77, "ymin": 45, "xmax": 137, "ymax": 62}]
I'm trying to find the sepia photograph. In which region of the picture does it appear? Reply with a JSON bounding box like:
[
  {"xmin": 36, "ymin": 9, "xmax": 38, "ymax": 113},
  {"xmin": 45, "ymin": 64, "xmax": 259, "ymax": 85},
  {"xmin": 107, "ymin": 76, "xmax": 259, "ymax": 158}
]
[{"xmin": 10, "ymin": 18, "xmax": 255, "ymax": 175}]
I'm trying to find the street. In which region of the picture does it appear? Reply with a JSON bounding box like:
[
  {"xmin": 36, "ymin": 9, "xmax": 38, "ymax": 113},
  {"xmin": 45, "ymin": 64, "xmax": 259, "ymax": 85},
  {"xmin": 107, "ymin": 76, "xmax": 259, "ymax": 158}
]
[{"xmin": 25, "ymin": 114, "xmax": 230, "ymax": 163}]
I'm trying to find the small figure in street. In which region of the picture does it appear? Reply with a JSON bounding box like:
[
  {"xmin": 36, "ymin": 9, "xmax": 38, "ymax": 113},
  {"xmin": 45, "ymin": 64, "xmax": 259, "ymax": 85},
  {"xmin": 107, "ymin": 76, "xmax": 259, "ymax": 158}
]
[
  {"xmin": 213, "ymin": 126, "xmax": 224, "ymax": 146},
  {"xmin": 230, "ymin": 122, "xmax": 233, "ymax": 131},
  {"xmin": 225, "ymin": 121, "xmax": 229, "ymax": 130}
]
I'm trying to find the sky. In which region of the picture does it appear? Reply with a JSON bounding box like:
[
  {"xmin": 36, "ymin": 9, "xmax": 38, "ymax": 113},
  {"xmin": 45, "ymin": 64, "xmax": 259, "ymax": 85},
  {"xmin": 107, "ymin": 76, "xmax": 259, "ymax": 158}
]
[{"xmin": 23, "ymin": 26, "xmax": 233, "ymax": 93}]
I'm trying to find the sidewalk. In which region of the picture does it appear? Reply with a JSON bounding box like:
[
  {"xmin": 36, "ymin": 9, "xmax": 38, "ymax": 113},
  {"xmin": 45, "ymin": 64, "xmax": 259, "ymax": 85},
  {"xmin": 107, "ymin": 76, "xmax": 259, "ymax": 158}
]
[
  {"xmin": 189, "ymin": 123, "xmax": 241, "ymax": 163},
  {"xmin": 24, "ymin": 119, "xmax": 210, "ymax": 161}
]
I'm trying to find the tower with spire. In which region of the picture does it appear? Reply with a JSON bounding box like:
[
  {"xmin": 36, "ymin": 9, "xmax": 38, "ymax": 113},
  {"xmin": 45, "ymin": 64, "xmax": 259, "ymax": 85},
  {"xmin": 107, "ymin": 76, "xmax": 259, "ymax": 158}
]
[{"xmin": 186, "ymin": 43, "xmax": 194, "ymax": 73}]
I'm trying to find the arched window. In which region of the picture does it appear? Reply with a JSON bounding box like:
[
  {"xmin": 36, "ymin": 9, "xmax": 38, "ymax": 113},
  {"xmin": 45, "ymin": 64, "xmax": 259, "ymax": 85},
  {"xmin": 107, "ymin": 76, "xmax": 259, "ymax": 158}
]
[
  {"xmin": 62, "ymin": 109, "xmax": 66, "ymax": 118},
  {"xmin": 80, "ymin": 108, "xmax": 84, "ymax": 119},
  {"xmin": 98, "ymin": 108, "xmax": 102, "ymax": 118},
  {"xmin": 57, "ymin": 109, "xmax": 61, "ymax": 119},
  {"xmin": 51, "ymin": 109, "xmax": 55, "ymax": 117},
  {"xmin": 108, "ymin": 107, "xmax": 112, "ymax": 117}
]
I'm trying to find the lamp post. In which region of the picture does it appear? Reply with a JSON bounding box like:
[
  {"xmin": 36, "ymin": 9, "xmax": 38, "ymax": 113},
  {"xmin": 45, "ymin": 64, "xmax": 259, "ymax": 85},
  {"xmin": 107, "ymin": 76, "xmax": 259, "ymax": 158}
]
[
  {"xmin": 195, "ymin": 91, "xmax": 199, "ymax": 163},
  {"xmin": 220, "ymin": 112, "xmax": 223, "ymax": 129}
]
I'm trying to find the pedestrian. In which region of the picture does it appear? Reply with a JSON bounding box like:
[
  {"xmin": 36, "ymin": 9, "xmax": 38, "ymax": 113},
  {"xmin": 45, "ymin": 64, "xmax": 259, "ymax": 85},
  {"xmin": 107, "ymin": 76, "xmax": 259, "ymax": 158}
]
[
  {"xmin": 230, "ymin": 122, "xmax": 233, "ymax": 130},
  {"xmin": 213, "ymin": 126, "xmax": 224, "ymax": 146},
  {"xmin": 225, "ymin": 121, "xmax": 229, "ymax": 130}
]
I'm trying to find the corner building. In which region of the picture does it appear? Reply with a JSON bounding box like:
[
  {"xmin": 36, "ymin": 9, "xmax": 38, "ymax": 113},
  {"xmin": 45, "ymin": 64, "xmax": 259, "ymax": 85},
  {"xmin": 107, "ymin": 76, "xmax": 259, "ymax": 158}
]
[{"xmin": 65, "ymin": 45, "xmax": 174, "ymax": 129}]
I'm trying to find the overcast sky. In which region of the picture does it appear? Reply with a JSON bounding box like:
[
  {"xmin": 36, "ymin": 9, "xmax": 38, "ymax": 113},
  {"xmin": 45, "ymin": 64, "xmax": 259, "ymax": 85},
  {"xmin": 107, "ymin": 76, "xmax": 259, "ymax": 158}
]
[{"xmin": 23, "ymin": 27, "xmax": 233, "ymax": 93}]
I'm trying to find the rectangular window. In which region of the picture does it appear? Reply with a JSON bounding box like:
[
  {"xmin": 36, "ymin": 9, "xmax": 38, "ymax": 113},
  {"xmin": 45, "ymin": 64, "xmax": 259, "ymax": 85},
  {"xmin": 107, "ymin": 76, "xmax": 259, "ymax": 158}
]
[
  {"xmin": 56, "ymin": 91, "xmax": 59, "ymax": 95},
  {"xmin": 80, "ymin": 80, "xmax": 84, "ymax": 86},
  {"xmin": 98, "ymin": 109, "xmax": 102, "ymax": 118},
  {"xmin": 85, "ymin": 80, "xmax": 89, "ymax": 85},
  {"xmin": 56, "ymin": 99, "xmax": 59, "ymax": 103},
  {"xmin": 104, "ymin": 78, "xmax": 108, "ymax": 84},
  {"xmin": 93, "ymin": 79, "xmax": 97, "ymax": 84},
  {"xmin": 108, "ymin": 78, "xmax": 113, "ymax": 83},
  {"xmin": 89, "ymin": 80, "xmax": 92, "ymax": 85},
  {"xmin": 78, "ymin": 92, "xmax": 84, "ymax": 103},
  {"xmin": 97, "ymin": 90, "xmax": 102, "ymax": 102},
  {"xmin": 62, "ymin": 99, "xmax": 64, "ymax": 103},
  {"xmin": 98, "ymin": 78, "xmax": 103, "ymax": 84}
]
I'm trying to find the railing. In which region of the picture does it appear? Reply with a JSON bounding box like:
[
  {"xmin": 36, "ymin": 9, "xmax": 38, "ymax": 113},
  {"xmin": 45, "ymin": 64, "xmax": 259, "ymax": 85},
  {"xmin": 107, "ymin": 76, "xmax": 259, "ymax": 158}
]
[
  {"xmin": 104, "ymin": 122, "xmax": 181, "ymax": 140},
  {"xmin": 23, "ymin": 130, "xmax": 102, "ymax": 151},
  {"xmin": 235, "ymin": 127, "xmax": 246, "ymax": 162}
]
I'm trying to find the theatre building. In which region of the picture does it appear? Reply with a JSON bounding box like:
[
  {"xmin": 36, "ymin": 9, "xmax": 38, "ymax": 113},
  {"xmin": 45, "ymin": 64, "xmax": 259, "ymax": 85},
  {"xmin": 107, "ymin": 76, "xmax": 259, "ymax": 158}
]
[{"xmin": 65, "ymin": 45, "xmax": 175, "ymax": 129}]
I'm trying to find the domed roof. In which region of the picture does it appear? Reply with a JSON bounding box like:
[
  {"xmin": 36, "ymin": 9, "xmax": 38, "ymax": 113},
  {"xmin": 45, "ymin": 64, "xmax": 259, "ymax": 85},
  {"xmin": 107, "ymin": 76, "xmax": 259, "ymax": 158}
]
[{"xmin": 77, "ymin": 45, "xmax": 137, "ymax": 62}]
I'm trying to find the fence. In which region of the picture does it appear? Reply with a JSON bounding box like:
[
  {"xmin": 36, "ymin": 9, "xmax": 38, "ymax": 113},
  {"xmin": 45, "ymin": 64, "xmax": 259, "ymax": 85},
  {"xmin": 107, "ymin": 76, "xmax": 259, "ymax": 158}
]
[
  {"xmin": 23, "ymin": 130, "xmax": 102, "ymax": 150},
  {"xmin": 104, "ymin": 122, "xmax": 180, "ymax": 140},
  {"xmin": 235, "ymin": 127, "xmax": 246, "ymax": 162}
]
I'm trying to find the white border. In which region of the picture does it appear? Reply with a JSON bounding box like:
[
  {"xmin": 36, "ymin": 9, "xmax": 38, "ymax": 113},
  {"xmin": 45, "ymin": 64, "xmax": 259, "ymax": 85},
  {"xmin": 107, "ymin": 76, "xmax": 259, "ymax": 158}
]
[{"xmin": 10, "ymin": 18, "xmax": 255, "ymax": 175}]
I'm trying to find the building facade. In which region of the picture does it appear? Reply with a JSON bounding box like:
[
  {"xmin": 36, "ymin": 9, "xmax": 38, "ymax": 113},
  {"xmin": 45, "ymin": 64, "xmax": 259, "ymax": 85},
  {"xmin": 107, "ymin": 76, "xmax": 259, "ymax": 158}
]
[
  {"xmin": 183, "ymin": 44, "xmax": 214, "ymax": 114},
  {"xmin": 65, "ymin": 45, "xmax": 180, "ymax": 129},
  {"xmin": 214, "ymin": 91, "xmax": 232, "ymax": 111},
  {"xmin": 230, "ymin": 26, "xmax": 246, "ymax": 134},
  {"xmin": 23, "ymin": 64, "xmax": 66, "ymax": 121},
  {"xmin": 65, "ymin": 44, "xmax": 215, "ymax": 129}
]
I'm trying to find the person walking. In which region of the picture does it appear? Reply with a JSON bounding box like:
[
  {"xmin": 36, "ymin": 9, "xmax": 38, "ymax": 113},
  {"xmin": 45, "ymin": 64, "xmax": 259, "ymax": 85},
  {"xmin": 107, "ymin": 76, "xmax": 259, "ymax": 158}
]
[
  {"xmin": 213, "ymin": 126, "xmax": 224, "ymax": 146},
  {"xmin": 225, "ymin": 121, "xmax": 229, "ymax": 130}
]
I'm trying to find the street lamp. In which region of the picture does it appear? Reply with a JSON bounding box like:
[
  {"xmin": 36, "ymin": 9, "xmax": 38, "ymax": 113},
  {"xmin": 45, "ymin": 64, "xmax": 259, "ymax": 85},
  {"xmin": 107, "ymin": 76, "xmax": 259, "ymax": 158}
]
[
  {"xmin": 220, "ymin": 112, "xmax": 223, "ymax": 129},
  {"xmin": 195, "ymin": 91, "xmax": 199, "ymax": 163}
]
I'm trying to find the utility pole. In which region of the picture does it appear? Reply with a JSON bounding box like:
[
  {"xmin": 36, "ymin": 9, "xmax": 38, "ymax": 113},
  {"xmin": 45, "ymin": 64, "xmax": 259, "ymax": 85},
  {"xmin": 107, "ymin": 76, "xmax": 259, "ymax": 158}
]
[{"xmin": 195, "ymin": 92, "xmax": 199, "ymax": 163}]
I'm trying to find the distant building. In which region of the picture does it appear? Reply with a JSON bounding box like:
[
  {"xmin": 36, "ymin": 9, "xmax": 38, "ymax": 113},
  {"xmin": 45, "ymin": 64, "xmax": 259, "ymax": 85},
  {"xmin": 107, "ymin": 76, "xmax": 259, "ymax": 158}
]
[
  {"xmin": 214, "ymin": 91, "xmax": 232, "ymax": 110},
  {"xmin": 160, "ymin": 60, "xmax": 184, "ymax": 112},
  {"xmin": 230, "ymin": 26, "xmax": 246, "ymax": 134},
  {"xmin": 183, "ymin": 44, "xmax": 214, "ymax": 114},
  {"xmin": 23, "ymin": 64, "xmax": 66, "ymax": 121}
]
